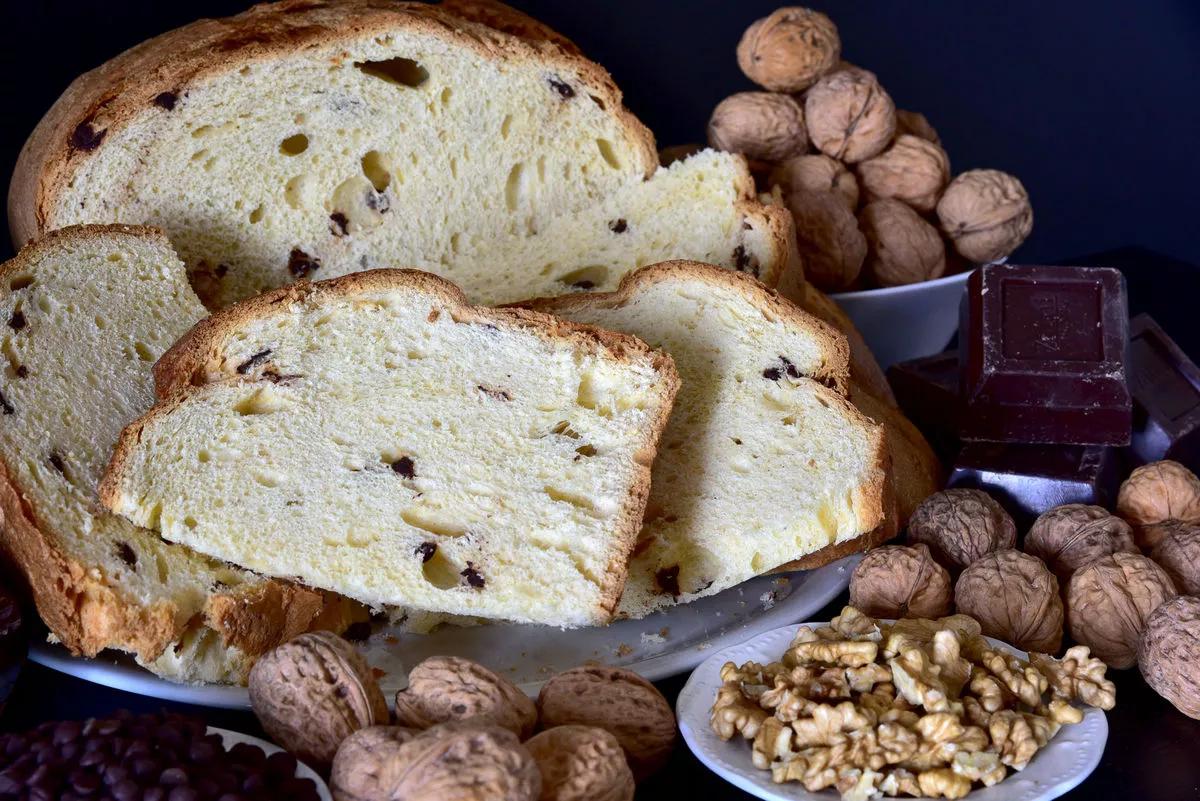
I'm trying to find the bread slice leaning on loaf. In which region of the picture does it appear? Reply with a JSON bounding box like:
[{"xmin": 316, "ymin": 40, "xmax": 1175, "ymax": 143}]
[
  {"xmin": 518, "ymin": 261, "xmax": 892, "ymax": 618},
  {"xmin": 100, "ymin": 269, "xmax": 680, "ymax": 627},
  {"xmin": 9, "ymin": 0, "xmax": 794, "ymax": 309},
  {"xmin": 0, "ymin": 225, "xmax": 360, "ymax": 684}
]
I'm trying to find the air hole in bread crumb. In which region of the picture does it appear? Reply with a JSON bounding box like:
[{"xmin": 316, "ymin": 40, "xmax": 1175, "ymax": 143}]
[
  {"xmin": 356, "ymin": 58, "xmax": 429, "ymax": 88},
  {"xmin": 590, "ymin": 94, "xmax": 606, "ymax": 110},
  {"xmin": 183, "ymin": 517, "xmax": 198, "ymax": 530},
  {"xmin": 280, "ymin": 134, "xmax": 309, "ymax": 155},
  {"xmin": 402, "ymin": 506, "xmax": 467, "ymax": 538},
  {"xmin": 500, "ymin": 115, "xmax": 513, "ymax": 140},
  {"xmin": 557, "ymin": 265, "xmax": 607, "ymax": 290},
  {"xmin": 544, "ymin": 485, "xmax": 596, "ymax": 512},
  {"xmin": 440, "ymin": 86, "xmax": 452, "ymax": 105},
  {"xmin": 505, "ymin": 162, "xmax": 527, "ymax": 211},
  {"xmin": 421, "ymin": 547, "xmax": 461, "ymax": 590},
  {"xmin": 134, "ymin": 343, "xmax": 155, "ymax": 362},
  {"xmin": 360, "ymin": 151, "xmax": 392, "ymax": 192},
  {"xmin": 597, "ymin": 139, "xmax": 620, "ymax": 169},
  {"xmin": 7, "ymin": 275, "xmax": 32, "ymax": 292},
  {"xmin": 285, "ymin": 176, "xmax": 308, "ymax": 210},
  {"xmin": 575, "ymin": 444, "xmax": 597, "ymax": 458},
  {"xmin": 197, "ymin": 451, "xmax": 210, "ymax": 463}
]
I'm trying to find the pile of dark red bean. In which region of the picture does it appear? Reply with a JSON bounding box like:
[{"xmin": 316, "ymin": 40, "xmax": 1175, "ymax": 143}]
[{"xmin": 0, "ymin": 709, "xmax": 321, "ymax": 801}]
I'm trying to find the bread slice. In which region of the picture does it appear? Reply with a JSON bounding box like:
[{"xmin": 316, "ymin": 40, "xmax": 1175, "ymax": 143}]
[
  {"xmin": 100, "ymin": 269, "xmax": 679, "ymax": 627},
  {"xmin": 0, "ymin": 225, "xmax": 354, "ymax": 683},
  {"xmin": 9, "ymin": 0, "xmax": 793, "ymax": 309},
  {"xmin": 519, "ymin": 262, "xmax": 891, "ymax": 617}
]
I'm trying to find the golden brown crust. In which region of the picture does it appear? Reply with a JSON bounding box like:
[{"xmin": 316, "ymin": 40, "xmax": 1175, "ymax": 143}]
[
  {"xmin": 515, "ymin": 260, "xmax": 850, "ymax": 395},
  {"xmin": 114, "ymin": 267, "xmax": 680, "ymax": 625},
  {"xmin": 9, "ymin": 0, "xmax": 659, "ymax": 248}
]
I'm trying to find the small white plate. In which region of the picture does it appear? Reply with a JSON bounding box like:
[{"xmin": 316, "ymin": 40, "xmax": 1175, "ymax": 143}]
[
  {"xmin": 31, "ymin": 557, "xmax": 858, "ymax": 708},
  {"xmin": 210, "ymin": 727, "xmax": 331, "ymax": 799},
  {"xmin": 677, "ymin": 623, "xmax": 1108, "ymax": 801}
]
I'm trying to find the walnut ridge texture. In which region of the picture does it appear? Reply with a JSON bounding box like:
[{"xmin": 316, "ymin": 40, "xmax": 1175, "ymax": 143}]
[
  {"xmin": 1024, "ymin": 504, "xmax": 1138, "ymax": 583},
  {"xmin": 737, "ymin": 7, "xmax": 841, "ymax": 93},
  {"xmin": 1116, "ymin": 460, "xmax": 1200, "ymax": 550},
  {"xmin": 524, "ymin": 725, "xmax": 635, "ymax": 801},
  {"xmin": 848, "ymin": 543, "xmax": 953, "ymax": 620},
  {"xmin": 907, "ymin": 489, "xmax": 1018, "ymax": 575},
  {"xmin": 1066, "ymin": 552, "xmax": 1177, "ymax": 669},
  {"xmin": 1138, "ymin": 596, "xmax": 1200, "ymax": 719},
  {"xmin": 393, "ymin": 655, "xmax": 537, "ymax": 739},
  {"xmin": 955, "ymin": 550, "xmax": 1064, "ymax": 654},
  {"xmin": 804, "ymin": 69, "xmax": 896, "ymax": 163},
  {"xmin": 708, "ymin": 92, "xmax": 810, "ymax": 164}
]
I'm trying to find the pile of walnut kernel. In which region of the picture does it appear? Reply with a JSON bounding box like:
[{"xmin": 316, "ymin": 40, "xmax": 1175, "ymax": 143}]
[
  {"xmin": 711, "ymin": 607, "xmax": 1115, "ymax": 799},
  {"xmin": 702, "ymin": 6, "xmax": 1033, "ymax": 292},
  {"xmin": 848, "ymin": 460, "xmax": 1200, "ymax": 723}
]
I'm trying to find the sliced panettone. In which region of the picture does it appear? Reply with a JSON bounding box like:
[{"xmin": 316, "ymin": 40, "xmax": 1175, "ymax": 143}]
[
  {"xmin": 10, "ymin": 0, "xmax": 794, "ymax": 309},
  {"xmin": 519, "ymin": 261, "xmax": 891, "ymax": 618},
  {"xmin": 100, "ymin": 269, "xmax": 679, "ymax": 627},
  {"xmin": 0, "ymin": 225, "xmax": 355, "ymax": 684}
]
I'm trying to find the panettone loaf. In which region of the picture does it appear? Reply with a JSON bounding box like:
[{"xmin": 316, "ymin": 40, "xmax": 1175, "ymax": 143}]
[
  {"xmin": 100, "ymin": 269, "xmax": 679, "ymax": 627},
  {"xmin": 10, "ymin": 0, "xmax": 793, "ymax": 309},
  {"xmin": 0, "ymin": 225, "xmax": 353, "ymax": 683},
  {"xmin": 519, "ymin": 262, "xmax": 891, "ymax": 617}
]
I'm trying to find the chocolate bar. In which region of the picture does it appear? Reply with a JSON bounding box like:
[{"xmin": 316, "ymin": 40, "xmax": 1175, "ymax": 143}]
[
  {"xmin": 959, "ymin": 264, "xmax": 1132, "ymax": 446},
  {"xmin": 887, "ymin": 350, "xmax": 962, "ymax": 464},
  {"xmin": 1127, "ymin": 314, "xmax": 1200, "ymax": 471},
  {"xmin": 948, "ymin": 442, "xmax": 1123, "ymax": 526}
]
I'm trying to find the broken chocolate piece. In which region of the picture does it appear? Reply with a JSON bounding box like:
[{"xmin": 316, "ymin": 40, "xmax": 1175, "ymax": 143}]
[
  {"xmin": 461, "ymin": 564, "xmax": 486, "ymax": 588},
  {"xmin": 153, "ymin": 92, "xmax": 178, "ymax": 111},
  {"xmin": 70, "ymin": 120, "xmax": 105, "ymax": 151},
  {"xmin": 477, "ymin": 385, "xmax": 512, "ymax": 401},
  {"xmin": 391, "ymin": 456, "xmax": 416, "ymax": 479},
  {"xmin": 656, "ymin": 565, "xmax": 681, "ymax": 598},
  {"xmin": 609, "ymin": 219, "xmax": 628, "ymax": 233},
  {"xmin": 7, "ymin": 311, "xmax": 25, "ymax": 331},
  {"xmin": 762, "ymin": 356, "xmax": 800, "ymax": 382},
  {"xmin": 1127, "ymin": 313, "xmax": 1200, "ymax": 471},
  {"xmin": 47, "ymin": 453, "xmax": 65, "ymax": 475},
  {"xmin": 887, "ymin": 350, "xmax": 962, "ymax": 464},
  {"xmin": 0, "ymin": 391, "xmax": 11, "ymax": 415},
  {"xmin": 330, "ymin": 212, "xmax": 349, "ymax": 236},
  {"xmin": 548, "ymin": 77, "xmax": 575, "ymax": 98},
  {"xmin": 14, "ymin": 366, "xmax": 27, "ymax": 379},
  {"xmin": 960, "ymin": 263, "xmax": 1131, "ymax": 446},
  {"xmin": 415, "ymin": 541, "xmax": 437, "ymax": 563},
  {"xmin": 287, "ymin": 248, "xmax": 321, "ymax": 279},
  {"xmin": 115, "ymin": 542, "xmax": 137, "ymax": 568},
  {"xmin": 236, "ymin": 349, "xmax": 272, "ymax": 374}
]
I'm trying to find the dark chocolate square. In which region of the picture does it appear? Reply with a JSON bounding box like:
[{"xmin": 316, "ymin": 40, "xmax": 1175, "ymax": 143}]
[
  {"xmin": 1127, "ymin": 314, "xmax": 1200, "ymax": 471},
  {"xmin": 887, "ymin": 350, "xmax": 962, "ymax": 465}
]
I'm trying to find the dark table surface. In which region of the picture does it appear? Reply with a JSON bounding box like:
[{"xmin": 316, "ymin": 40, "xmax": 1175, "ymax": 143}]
[{"xmin": 2, "ymin": 248, "xmax": 1199, "ymax": 800}]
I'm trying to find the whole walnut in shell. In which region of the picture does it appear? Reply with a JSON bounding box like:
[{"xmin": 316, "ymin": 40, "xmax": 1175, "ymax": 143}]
[
  {"xmin": 708, "ymin": 92, "xmax": 808, "ymax": 163},
  {"xmin": 1116, "ymin": 460, "xmax": 1200, "ymax": 550},
  {"xmin": 769, "ymin": 154, "xmax": 859, "ymax": 212},
  {"xmin": 394, "ymin": 656, "xmax": 537, "ymax": 739},
  {"xmin": 1139, "ymin": 596, "xmax": 1200, "ymax": 719},
  {"xmin": 524, "ymin": 725, "xmax": 635, "ymax": 801},
  {"xmin": 248, "ymin": 631, "xmax": 390, "ymax": 769},
  {"xmin": 857, "ymin": 135, "xmax": 951, "ymax": 212},
  {"xmin": 1024, "ymin": 504, "xmax": 1138, "ymax": 583},
  {"xmin": 737, "ymin": 7, "xmax": 841, "ymax": 93},
  {"xmin": 849, "ymin": 543, "xmax": 953, "ymax": 620},
  {"xmin": 537, "ymin": 666, "xmax": 676, "ymax": 781},
  {"xmin": 381, "ymin": 722, "xmax": 541, "ymax": 801},
  {"xmin": 1065, "ymin": 552, "xmax": 1177, "ymax": 669},
  {"xmin": 331, "ymin": 726, "xmax": 418, "ymax": 801},
  {"xmin": 787, "ymin": 189, "xmax": 866, "ymax": 291},
  {"xmin": 894, "ymin": 110, "xmax": 941, "ymax": 146},
  {"xmin": 955, "ymin": 550, "xmax": 1064, "ymax": 653},
  {"xmin": 1150, "ymin": 523, "xmax": 1200, "ymax": 595},
  {"xmin": 859, "ymin": 198, "xmax": 946, "ymax": 287},
  {"xmin": 936, "ymin": 169, "xmax": 1033, "ymax": 263},
  {"xmin": 907, "ymin": 489, "xmax": 1017, "ymax": 575},
  {"xmin": 804, "ymin": 69, "xmax": 896, "ymax": 163}
]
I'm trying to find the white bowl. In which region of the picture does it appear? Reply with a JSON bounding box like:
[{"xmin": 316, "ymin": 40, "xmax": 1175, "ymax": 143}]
[{"xmin": 831, "ymin": 269, "xmax": 974, "ymax": 369}]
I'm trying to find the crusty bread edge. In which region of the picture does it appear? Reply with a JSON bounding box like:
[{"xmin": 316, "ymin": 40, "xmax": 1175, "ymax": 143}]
[
  {"xmin": 9, "ymin": 0, "xmax": 659, "ymax": 249},
  {"xmin": 111, "ymin": 267, "xmax": 681, "ymax": 625},
  {"xmin": 0, "ymin": 224, "xmax": 335, "ymax": 664}
]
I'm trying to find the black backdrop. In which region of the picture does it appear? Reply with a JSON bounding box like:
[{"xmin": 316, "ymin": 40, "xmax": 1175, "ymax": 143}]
[{"xmin": 2, "ymin": 0, "xmax": 1200, "ymax": 268}]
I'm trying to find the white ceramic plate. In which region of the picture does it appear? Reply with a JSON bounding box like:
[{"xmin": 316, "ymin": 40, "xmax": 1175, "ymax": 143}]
[
  {"xmin": 31, "ymin": 556, "xmax": 858, "ymax": 709},
  {"xmin": 677, "ymin": 623, "xmax": 1108, "ymax": 801},
  {"xmin": 210, "ymin": 727, "xmax": 331, "ymax": 799}
]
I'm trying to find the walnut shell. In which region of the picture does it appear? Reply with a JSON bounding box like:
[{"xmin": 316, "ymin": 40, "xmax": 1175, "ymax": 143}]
[
  {"xmin": 907, "ymin": 489, "xmax": 1018, "ymax": 575},
  {"xmin": 859, "ymin": 198, "xmax": 946, "ymax": 287},
  {"xmin": 1024, "ymin": 504, "xmax": 1138, "ymax": 583},
  {"xmin": 381, "ymin": 722, "xmax": 541, "ymax": 801},
  {"xmin": 936, "ymin": 169, "xmax": 1033, "ymax": 263},
  {"xmin": 537, "ymin": 666, "xmax": 676, "ymax": 781},
  {"xmin": 331, "ymin": 726, "xmax": 419, "ymax": 801},
  {"xmin": 804, "ymin": 69, "xmax": 896, "ymax": 163},
  {"xmin": 955, "ymin": 550, "xmax": 1064, "ymax": 653},
  {"xmin": 1139, "ymin": 596, "xmax": 1200, "ymax": 719},
  {"xmin": 524, "ymin": 725, "xmax": 635, "ymax": 801},
  {"xmin": 394, "ymin": 656, "xmax": 537, "ymax": 739},
  {"xmin": 856, "ymin": 135, "xmax": 951, "ymax": 212},
  {"xmin": 787, "ymin": 189, "xmax": 866, "ymax": 291},
  {"xmin": 1116, "ymin": 460, "xmax": 1200, "ymax": 550},
  {"xmin": 849, "ymin": 544, "xmax": 953, "ymax": 620},
  {"xmin": 1150, "ymin": 523, "xmax": 1200, "ymax": 595},
  {"xmin": 894, "ymin": 110, "xmax": 941, "ymax": 146},
  {"xmin": 248, "ymin": 631, "xmax": 390, "ymax": 769},
  {"xmin": 708, "ymin": 92, "xmax": 808, "ymax": 163},
  {"xmin": 1065, "ymin": 552, "xmax": 1177, "ymax": 669},
  {"xmin": 737, "ymin": 7, "xmax": 841, "ymax": 93},
  {"xmin": 769, "ymin": 154, "xmax": 859, "ymax": 212},
  {"xmin": 658, "ymin": 143, "xmax": 703, "ymax": 167}
]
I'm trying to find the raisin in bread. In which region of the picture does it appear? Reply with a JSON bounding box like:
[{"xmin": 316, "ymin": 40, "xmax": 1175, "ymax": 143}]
[
  {"xmin": 519, "ymin": 262, "xmax": 891, "ymax": 618},
  {"xmin": 100, "ymin": 269, "xmax": 679, "ymax": 627},
  {"xmin": 10, "ymin": 0, "xmax": 793, "ymax": 309},
  {"xmin": 0, "ymin": 225, "xmax": 355, "ymax": 684}
]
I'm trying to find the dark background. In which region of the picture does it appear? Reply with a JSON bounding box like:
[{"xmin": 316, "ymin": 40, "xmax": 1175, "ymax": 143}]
[{"xmin": 3, "ymin": 0, "xmax": 1200, "ymax": 266}]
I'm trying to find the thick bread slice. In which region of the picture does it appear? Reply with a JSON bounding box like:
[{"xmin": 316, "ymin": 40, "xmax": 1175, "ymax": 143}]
[
  {"xmin": 0, "ymin": 225, "xmax": 349, "ymax": 683},
  {"xmin": 101, "ymin": 270, "xmax": 679, "ymax": 627},
  {"xmin": 10, "ymin": 0, "xmax": 793, "ymax": 308},
  {"xmin": 519, "ymin": 262, "xmax": 891, "ymax": 618}
]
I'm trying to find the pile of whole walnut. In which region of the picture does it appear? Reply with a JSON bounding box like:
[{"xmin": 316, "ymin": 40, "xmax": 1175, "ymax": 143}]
[
  {"xmin": 711, "ymin": 607, "xmax": 1115, "ymax": 799},
  {"xmin": 246, "ymin": 632, "xmax": 677, "ymax": 801},
  {"xmin": 850, "ymin": 459, "xmax": 1200, "ymax": 721},
  {"xmin": 703, "ymin": 6, "xmax": 1034, "ymax": 292}
]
